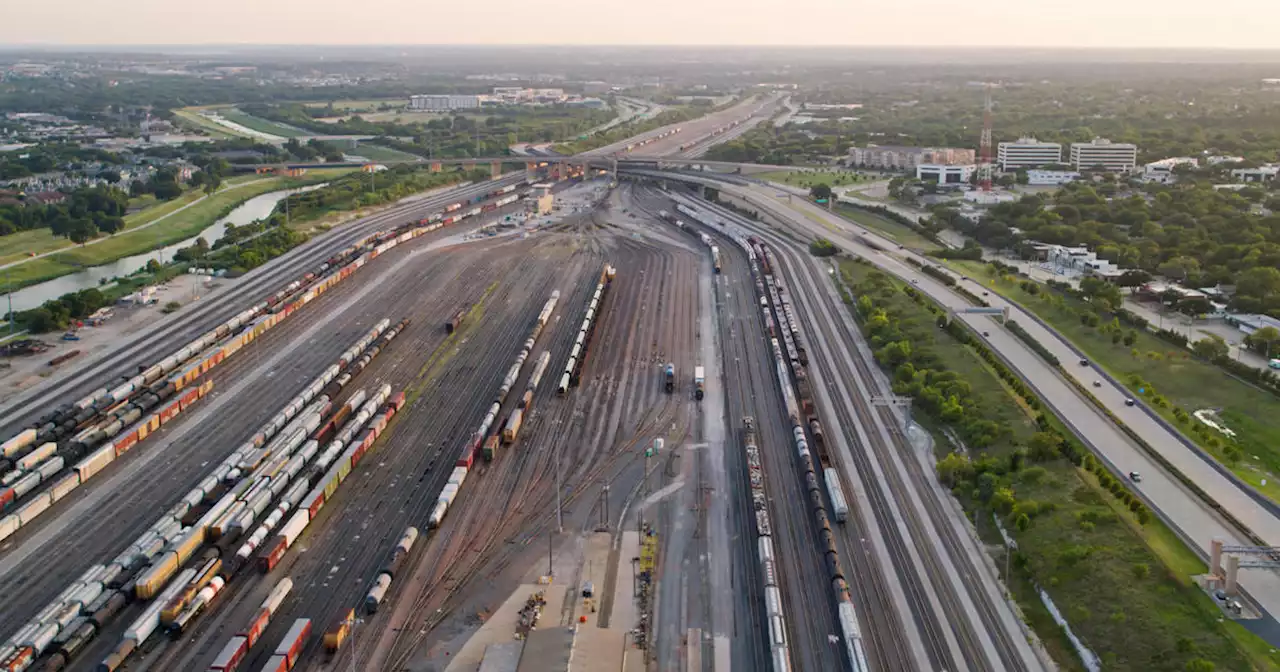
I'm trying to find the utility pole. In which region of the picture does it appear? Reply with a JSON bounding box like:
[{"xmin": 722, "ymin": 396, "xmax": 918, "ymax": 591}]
[
  {"xmin": 5, "ymin": 266, "xmax": 13, "ymax": 339},
  {"xmin": 555, "ymin": 439, "xmax": 563, "ymax": 532}
]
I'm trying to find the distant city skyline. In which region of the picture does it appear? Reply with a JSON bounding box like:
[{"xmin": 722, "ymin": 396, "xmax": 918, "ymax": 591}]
[{"xmin": 3, "ymin": 0, "xmax": 1280, "ymax": 50}]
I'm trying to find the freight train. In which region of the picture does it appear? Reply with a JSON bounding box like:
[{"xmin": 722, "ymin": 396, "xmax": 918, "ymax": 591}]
[
  {"xmin": 750, "ymin": 234, "xmax": 869, "ymax": 672},
  {"xmin": 0, "ymin": 180, "xmax": 531, "ymax": 543},
  {"xmin": 556, "ymin": 265, "xmax": 615, "ymax": 395},
  {"xmin": 743, "ymin": 417, "xmax": 792, "ymax": 672}
]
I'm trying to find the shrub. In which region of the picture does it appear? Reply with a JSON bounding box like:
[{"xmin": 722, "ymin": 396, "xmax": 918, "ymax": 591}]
[{"xmin": 809, "ymin": 238, "xmax": 838, "ymax": 257}]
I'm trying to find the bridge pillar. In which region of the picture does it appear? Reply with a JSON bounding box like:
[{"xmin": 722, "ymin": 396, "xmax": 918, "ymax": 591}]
[
  {"xmin": 1225, "ymin": 555, "xmax": 1240, "ymax": 595},
  {"xmin": 491, "ymin": 161, "xmax": 502, "ymax": 179},
  {"xmin": 557, "ymin": 161, "xmax": 567, "ymax": 181},
  {"xmin": 526, "ymin": 161, "xmax": 538, "ymax": 174},
  {"xmin": 430, "ymin": 162, "xmax": 442, "ymax": 173},
  {"xmin": 1211, "ymin": 539, "xmax": 1224, "ymax": 578}
]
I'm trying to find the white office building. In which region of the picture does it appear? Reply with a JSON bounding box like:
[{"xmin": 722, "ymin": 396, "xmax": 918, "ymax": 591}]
[
  {"xmin": 1026, "ymin": 170, "xmax": 1081, "ymax": 186},
  {"xmin": 915, "ymin": 163, "xmax": 975, "ymax": 185},
  {"xmin": 1142, "ymin": 157, "xmax": 1198, "ymax": 184},
  {"xmin": 997, "ymin": 137, "xmax": 1062, "ymax": 171},
  {"xmin": 408, "ymin": 94, "xmax": 482, "ymax": 111},
  {"xmin": 1070, "ymin": 138, "xmax": 1138, "ymax": 172}
]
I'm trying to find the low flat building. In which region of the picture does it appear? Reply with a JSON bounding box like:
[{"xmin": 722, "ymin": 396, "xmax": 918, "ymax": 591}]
[
  {"xmin": 962, "ymin": 190, "xmax": 1017, "ymax": 205},
  {"xmin": 1226, "ymin": 313, "xmax": 1280, "ymax": 335},
  {"xmin": 916, "ymin": 163, "xmax": 975, "ymax": 185},
  {"xmin": 1070, "ymin": 138, "xmax": 1138, "ymax": 172},
  {"xmin": 1026, "ymin": 170, "xmax": 1081, "ymax": 186},
  {"xmin": 1142, "ymin": 157, "xmax": 1198, "ymax": 183},
  {"xmin": 848, "ymin": 145, "xmax": 975, "ymax": 170},
  {"xmin": 1231, "ymin": 165, "xmax": 1279, "ymax": 183}
]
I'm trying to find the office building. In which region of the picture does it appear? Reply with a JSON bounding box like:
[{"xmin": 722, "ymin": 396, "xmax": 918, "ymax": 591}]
[
  {"xmin": 997, "ymin": 137, "xmax": 1063, "ymax": 171},
  {"xmin": 916, "ymin": 163, "xmax": 975, "ymax": 185},
  {"xmin": 408, "ymin": 94, "xmax": 481, "ymax": 111},
  {"xmin": 1070, "ymin": 138, "xmax": 1138, "ymax": 172}
]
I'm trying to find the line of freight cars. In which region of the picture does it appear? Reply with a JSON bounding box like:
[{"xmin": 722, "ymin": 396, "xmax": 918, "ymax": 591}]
[
  {"xmin": 556, "ymin": 265, "xmax": 616, "ymax": 395},
  {"xmin": 0, "ymin": 184, "xmax": 529, "ymax": 536},
  {"xmin": 430, "ymin": 289, "xmax": 562, "ymax": 535},
  {"xmin": 206, "ymin": 578, "xmax": 292, "ymax": 672},
  {"xmin": 670, "ymin": 204, "xmax": 725, "ymax": 273},
  {"xmin": 108, "ymin": 383, "xmax": 404, "ymax": 671},
  {"xmin": 743, "ymin": 416, "xmax": 792, "ymax": 672},
  {"xmin": 0, "ymin": 324, "xmax": 401, "ymax": 672},
  {"xmin": 751, "ymin": 238, "xmax": 868, "ymax": 672},
  {"xmin": 363, "ymin": 527, "xmax": 418, "ymax": 614},
  {"xmin": 620, "ymin": 127, "xmax": 681, "ymax": 154},
  {"xmin": 0, "ymin": 178, "xmax": 526, "ymax": 458}
]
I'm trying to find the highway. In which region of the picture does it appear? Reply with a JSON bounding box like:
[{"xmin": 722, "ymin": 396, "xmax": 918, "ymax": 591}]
[
  {"xmin": 635, "ymin": 168, "xmax": 1280, "ymax": 631},
  {"xmin": 581, "ymin": 95, "xmax": 782, "ymax": 159}
]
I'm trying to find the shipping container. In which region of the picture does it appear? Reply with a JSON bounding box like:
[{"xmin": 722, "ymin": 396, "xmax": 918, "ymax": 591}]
[
  {"xmin": 272, "ymin": 618, "xmax": 311, "ymax": 668},
  {"xmin": 209, "ymin": 636, "xmax": 248, "ymax": 672}
]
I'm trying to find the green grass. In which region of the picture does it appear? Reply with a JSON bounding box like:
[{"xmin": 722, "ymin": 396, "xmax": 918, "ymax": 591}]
[
  {"xmin": 957, "ymin": 262, "xmax": 1280, "ymax": 505},
  {"xmin": 840, "ymin": 259, "xmax": 1276, "ymax": 672},
  {"xmin": 344, "ymin": 144, "xmax": 424, "ymax": 162},
  {"xmin": 302, "ymin": 98, "xmax": 405, "ymax": 112},
  {"xmin": 171, "ymin": 108, "xmax": 238, "ymax": 138},
  {"xmin": 2, "ymin": 170, "xmax": 352, "ymax": 290},
  {"xmin": 755, "ymin": 168, "xmax": 874, "ymax": 188},
  {"xmin": 833, "ymin": 203, "xmax": 940, "ymax": 251},
  {"xmin": 217, "ymin": 109, "xmax": 308, "ymax": 138},
  {"xmin": 0, "ymin": 176, "xmax": 264, "ymax": 267}
]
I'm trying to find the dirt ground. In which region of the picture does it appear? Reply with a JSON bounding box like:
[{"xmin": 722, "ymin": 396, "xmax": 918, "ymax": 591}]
[{"xmin": 0, "ymin": 273, "xmax": 228, "ymax": 404}]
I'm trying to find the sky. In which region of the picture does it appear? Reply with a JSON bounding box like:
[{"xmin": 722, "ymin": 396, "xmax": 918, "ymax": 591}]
[{"xmin": 2, "ymin": 0, "xmax": 1278, "ymax": 50}]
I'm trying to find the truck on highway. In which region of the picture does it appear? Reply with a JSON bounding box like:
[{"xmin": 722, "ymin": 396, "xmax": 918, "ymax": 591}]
[
  {"xmin": 664, "ymin": 363, "xmax": 675, "ymax": 393},
  {"xmin": 694, "ymin": 366, "xmax": 705, "ymax": 401}
]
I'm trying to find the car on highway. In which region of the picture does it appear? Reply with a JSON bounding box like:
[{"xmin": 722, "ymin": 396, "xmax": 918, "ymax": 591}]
[
  {"xmin": 1079, "ymin": 358, "xmax": 1089, "ymax": 366},
  {"xmin": 982, "ymin": 291, "xmax": 989, "ymax": 296},
  {"xmin": 1093, "ymin": 380, "xmax": 1102, "ymax": 387},
  {"xmin": 1128, "ymin": 471, "xmax": 1142, "ymax": 483},
  {"xmin": 1125, "ymin": 398, "xmax": 1137, "ymax": 406},
  {"xmin": 911, "ymin": 279, "xmax": 920, "ymax": 285},
  {"xmin": 982, "ymin": 331, "xmax": 990, "ymax": 337}
]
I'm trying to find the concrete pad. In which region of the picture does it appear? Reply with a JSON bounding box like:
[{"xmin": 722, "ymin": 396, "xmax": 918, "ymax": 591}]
[{"xmin": 445, "ymin": 585, "xmax": 566, "ymax": 672}]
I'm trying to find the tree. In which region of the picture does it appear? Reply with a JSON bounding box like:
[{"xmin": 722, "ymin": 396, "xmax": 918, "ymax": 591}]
[
  {"xmin": 1176, "ymin": 296, "xmax": 1213, "ymax": 317},
  {"xmin": 1192, "ymin": 335, "xmax": 1229, "ymax": 362},
  {"xmin": 1123, "ymin": 330, "xmax": 1137, "ymax": 347},
  {"xmin": 1116, "ymin": 269, "xmax": 1152, "ymax": 291},
  {"xmin": 809, "ymin": 238, "xmax": 837, "ymax": 257},
  {"xmin": 1184, "ymin": 659, "xmax": 1215, "ymax": 672},
  {"xmin": 810, "ymin": 183, "xmax": 833, "ymax": 202},
  {"xmin": 1157, "ymin": 256, "xmax": 1199, "ymax": 282},
  {"xmin": 65, "ymin": 219, "xmax": 98, "ymax": 245},
  {"xmin": 1245, "ymin": 326, "xmax": 1280, "ymax": 358},
  {"xmin": 1237, "ymin": 267, "xmax": 1280, "ymax": 302},
  {"xmin": 101, "ymin": 170, "xmax": 121, "ymax": 184},
  {"xmin": 97, "ymin": 216, "xmax": 124, "ymax": 235},
  {"xmin": 153, "ymin": 180, "xmax": 183, "ymax": 201}
]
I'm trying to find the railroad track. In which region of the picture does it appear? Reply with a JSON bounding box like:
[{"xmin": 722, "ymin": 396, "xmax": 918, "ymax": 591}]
[
  {"xmin": 0, "ymin": 175, "xmax": 527, "ymax": 437},
  {"xmin": 690, "ymin": 190, "xmax": 1041, "ymax": 672}
]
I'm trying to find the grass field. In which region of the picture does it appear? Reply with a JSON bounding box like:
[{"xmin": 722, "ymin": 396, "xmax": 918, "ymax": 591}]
[
  {"xmin": 343, "ymin": 144, "xmax": 424, "ymax": 162},
  {"xmin": 217, "ymin": 110, "xmax": 308, "ymax": 138},
  {"xmin": 953, "ymin": 260, "xmax": 1280, "ymax": 505},
  {"xmin": 833, "ymin": 203, "xmax": 940, "ymax": 251},
  {"xmin": 302, "ymin": 99, "xmax": 404, "ymax": 112},
  {"xmin": 2, "ymin": 170, "xmax": 351, "ymax": 290},
  {"xmin": 0, "ymin": 175, "xmax": 265, "ymax": 267},
  {"xmin": 171, "ymin": 108, "xmax": 238, "ymax": 138},
  {"xmin": 840, "ymin": 259, "xmax": 1277, "ymax": 672},
  {"xmin": 755, "ymin": 168, "xmax": 874, "ymax": 188}
]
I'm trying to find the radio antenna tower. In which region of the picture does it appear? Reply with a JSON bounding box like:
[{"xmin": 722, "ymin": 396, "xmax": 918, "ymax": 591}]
[{"xmin": 978, "ymin": 83, "xmax": 994, "ymax": 192}]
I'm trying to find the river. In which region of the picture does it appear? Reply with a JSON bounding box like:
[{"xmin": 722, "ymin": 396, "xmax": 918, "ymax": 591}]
[{"xmin": 3, "ymin": 184, "xmax": 325, "ymax": 313}]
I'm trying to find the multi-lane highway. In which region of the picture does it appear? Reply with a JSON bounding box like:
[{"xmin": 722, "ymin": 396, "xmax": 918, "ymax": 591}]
[{"xmin": 637, "ymin": 168, "xmax": 1280, "ymax": 627}]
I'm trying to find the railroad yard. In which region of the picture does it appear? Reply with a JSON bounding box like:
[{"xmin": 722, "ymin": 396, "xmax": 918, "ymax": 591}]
[{"xmin": 1, "ymin": 158, "xmax": 1037, "ymax": 672}]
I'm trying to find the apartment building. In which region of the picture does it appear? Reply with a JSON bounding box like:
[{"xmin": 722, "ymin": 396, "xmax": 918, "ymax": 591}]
[
  {"xmin": 408, "ymin": 94, "xmax": 481, "ymax": 111},
  {"xmin": 848, "ymin": 145, "xmax": 976, "ymax": 170},
  {"xmin": 1070, "ymin": 138, "xmax": 1138, "ymax": 172},
  {"xmin": 997, "ymin": 137, "xmax": 1062, "ymax": 171}
]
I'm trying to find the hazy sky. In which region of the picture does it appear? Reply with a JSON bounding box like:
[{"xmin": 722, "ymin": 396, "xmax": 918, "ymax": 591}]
[{"xmin": 3, "ymin": 0, "xmax": 1278, "ymax": 49}]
